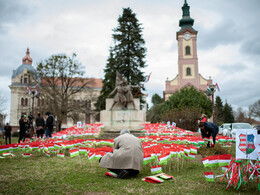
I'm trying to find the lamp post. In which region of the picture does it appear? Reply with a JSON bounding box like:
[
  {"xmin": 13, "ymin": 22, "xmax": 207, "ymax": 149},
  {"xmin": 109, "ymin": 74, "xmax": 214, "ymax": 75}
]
[
  {"xmin": 29, "ymin": 88, "xmax": 40, "ymax": 138},
  {"xmin": 209, "ymin": 84, "xmax": 216, "ymax": 123}
]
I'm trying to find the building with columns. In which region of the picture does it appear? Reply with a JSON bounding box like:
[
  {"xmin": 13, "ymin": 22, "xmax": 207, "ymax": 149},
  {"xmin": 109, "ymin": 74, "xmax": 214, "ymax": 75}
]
[
  {"xmin": 164, "ymin": 0, "xmax": 212, "ymax": 100},
  {"xmin": 9, "ymin": 48, "xmax": 102, "ymax": 130}
]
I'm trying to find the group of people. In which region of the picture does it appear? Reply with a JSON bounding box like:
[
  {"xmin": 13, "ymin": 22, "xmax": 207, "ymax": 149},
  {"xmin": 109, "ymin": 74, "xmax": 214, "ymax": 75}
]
[{"xmin": 18, "ymin": 111, "xmax": 54, "ymax": 143}]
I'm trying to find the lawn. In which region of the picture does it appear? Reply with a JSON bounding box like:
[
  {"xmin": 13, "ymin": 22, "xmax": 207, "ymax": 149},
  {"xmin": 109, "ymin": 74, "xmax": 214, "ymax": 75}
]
[{"xmin": 0, "ymin": 138, "xmax": 257, "ymax": 194}]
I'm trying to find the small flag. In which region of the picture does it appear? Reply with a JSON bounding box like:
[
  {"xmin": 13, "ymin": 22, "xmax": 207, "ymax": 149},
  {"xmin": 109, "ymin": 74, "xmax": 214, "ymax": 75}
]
[
  {"xmin": 22, "ymin": 153, "xmax": 32, "ymax": 158},
  {"xmin": 151, "ymin": 165, "xmax": 162, "ymax": 174},
  {"xmin": 27, "ymin": 85, "xmax": 31, "ymax": 95},
  {"xmin": 215, "ymin": 83, "xmax": 220, "ymax": 91},
  {"xmin": 35, "ymin": 85, "xmax": 38, "ymax": 95},
  {"xmin": 204, "ymin": 172, "xmax": 214, "ymax": 182},
  {"xmin": 158, "ymin": 173, "xmax": 173, "ymax": 180},
  {"xmin": 207, "ymin": 84, "xmax": 211, "ymax": 93},
  {"xmin": 146, "ymin": 72, "xmax": 152, "ymax": 82},
  {"xmin": 57, "ymin": 153, "xmax": 65, "ymax": 158},
  {"xmin": 105, "ymin": 172, "xmax": 118, "ymax": 178},
  {"xmin": 144, "ymin": 176, "xmax": 164, "ymax": 183},
  {"xmin": 70, "ymin": 149, "xmax": 79, "ymax": 157},
  {"xmin": 222, "ymin": 166, "xmax": 228, "ymax": 173}
]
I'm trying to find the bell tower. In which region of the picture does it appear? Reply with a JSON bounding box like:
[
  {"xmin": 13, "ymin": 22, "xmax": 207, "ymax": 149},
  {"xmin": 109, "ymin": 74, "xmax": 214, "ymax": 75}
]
[{"xmin": 163, "ymin": 0, "xmax": 212, "ymax": 100}]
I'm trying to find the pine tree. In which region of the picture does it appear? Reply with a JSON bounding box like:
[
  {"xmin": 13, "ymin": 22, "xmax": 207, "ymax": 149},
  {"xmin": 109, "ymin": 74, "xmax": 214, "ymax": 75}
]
[
  {"xmin": 95, "ymin": 7, "xmax": 147, "ymax": 112},
  {"xmin": 214, "ymin": 96, "xmax": 224, "ymax": 124},
  {"xmin": 223, "ymin": 102, "xmax": 235, "ymax": 123}
]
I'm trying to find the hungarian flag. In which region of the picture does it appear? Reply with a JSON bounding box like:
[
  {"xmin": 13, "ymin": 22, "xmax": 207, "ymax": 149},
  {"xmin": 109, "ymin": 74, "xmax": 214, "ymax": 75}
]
[
  {"xmin": 144, "ymin": 176, "xmax": 164, "ymax": 183},
  {"xmin": 222, "ymin": 166, "xmax": 228, "ymax": 173},
  {"xmin": 158, "ymin": 173, "xmax": 173, "ymax": 180},
  {"xmin": 202, "ymin": 157, "xmax": 209, "ymax": 167},
  {"xmin": 208, "ymin": 156, "xmax": 219, "ymax": 167},
  {"xmin": 57, "ymin": 153, "xmax": 65, "ymax": 158},
  {"xmin": 207, "ymin": 84, "xmax": 211, "ymax": 93},
  {"xmin": 215, "ymin": 83, "xmax": 220, "ymax": 91},
  {"xmin": 151, "ymin": 165, "xmax": 162, "ymax": 174},
  {"xmin": 143, "ymin": 154, "xmax": 152, "ymax": 165},
  {"xmin": 2, "ymin": 153, "xmax": 12, "ymax": 156},
  {"xmin": 70, "ymin": 149, "xmax": 79, "ymax": 157},
  {"xmin": 88, "ymin": 152, "xmax": 95, "ymax": 161},
  {"xmin": 22, "ymin": 153, "xmax": 32, "ymax": 158},
  {"xmin": 105, "ymin": 172, "xmax": 118, "ymax": 178},
  {"xmin": 79, "ymin": 147, "xmax": 88, "ymax": 155},
  {"xmin": 204, "ymin": 172, "xmax": 214, "ymax": 182},
  {"xmin": 218, "ymin": 154, "xmax": 232, "ymax": 167},
  {"xmin": 27, "ymin": 85, "xmax": 31, "ymax": 95},
  {"xmin": 44, "ymin": 151, "xmax": 50, "ymax": 157},
  {"xmin": 146, "ymin": 72, "xmax": 152, "ymax": 82}
]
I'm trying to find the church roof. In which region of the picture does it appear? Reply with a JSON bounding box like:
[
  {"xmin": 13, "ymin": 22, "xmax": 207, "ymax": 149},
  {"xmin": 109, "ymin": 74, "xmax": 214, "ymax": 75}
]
[
  {"xmin": 178, "ymin": 0, "xmax": 196, "ymax": 32},
  {"xmin": 12, "ymin": 48, "xmax": 38, "ymax": 79}
]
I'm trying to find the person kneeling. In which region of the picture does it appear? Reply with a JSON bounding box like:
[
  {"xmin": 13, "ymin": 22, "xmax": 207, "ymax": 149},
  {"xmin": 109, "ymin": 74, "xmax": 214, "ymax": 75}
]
[{"xmin": 99, "ymin": 129, "xmax": 143, "ymax": 179}]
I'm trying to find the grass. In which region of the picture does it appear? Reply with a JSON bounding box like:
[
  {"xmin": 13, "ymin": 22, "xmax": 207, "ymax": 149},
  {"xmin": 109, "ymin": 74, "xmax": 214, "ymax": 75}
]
[{"xmin": 0, "ymin": 138, "xmax": 257, "ymax": 194}]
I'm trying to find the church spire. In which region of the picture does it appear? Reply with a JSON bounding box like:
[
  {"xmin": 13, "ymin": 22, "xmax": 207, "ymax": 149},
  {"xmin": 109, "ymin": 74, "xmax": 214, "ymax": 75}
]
[
  {"xmin": 22, "ymin": 47, "xmax": 33, "ymax": 65},
  {"xmin": 179, "ymin": 0, "xmax": 195, "ymax": 30}
]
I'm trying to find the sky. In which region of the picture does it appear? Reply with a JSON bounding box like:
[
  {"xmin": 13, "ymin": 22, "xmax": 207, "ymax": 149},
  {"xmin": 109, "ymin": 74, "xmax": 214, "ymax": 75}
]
[{"xmin": 0, "ymin": 0, "xmax": 260, "ymax": 121}]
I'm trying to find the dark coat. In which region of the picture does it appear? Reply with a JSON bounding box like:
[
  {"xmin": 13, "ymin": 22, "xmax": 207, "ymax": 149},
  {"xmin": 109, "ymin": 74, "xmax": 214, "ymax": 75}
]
[
  {"xmin": 19, "ymin": 118, "xmax": 26, "ymax": 133},
  {"xmin": 99, "ymin": 133, "xmax": 143, "ymax": 171},
  {"xmin": 46, "ymin": 115, "xmax": 54, "ymax": 131},
  {"xmin": 4, "ymin": 125, "xmax": 12, "ymax": 135},
  {"xmin": 36, "ymin": 116, "xmax": 45, "ymax": 128},
  {"xmin": 201, "ymin": 122, "xmax": 219, "ymax": 138}
]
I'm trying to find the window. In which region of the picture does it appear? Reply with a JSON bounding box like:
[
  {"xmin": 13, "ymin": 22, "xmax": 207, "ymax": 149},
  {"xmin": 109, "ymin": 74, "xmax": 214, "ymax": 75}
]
[
  {"xmin": 25, "ymin": 98, "xmax": 28, "ymax": 106},
  {"xmin": 186, "ymin": 67, "xmax": 191, "ymax": 76},
  {"xmin": 21, "ymin": 98, "xmax": 24, "ymax": 106},
  {"xmin": 20, "ymin": 76, "xmax": 23, "ymax": 83},
  {"xmin": 185, "ymin": 46, "xmax": 191, "ymax": 55}
]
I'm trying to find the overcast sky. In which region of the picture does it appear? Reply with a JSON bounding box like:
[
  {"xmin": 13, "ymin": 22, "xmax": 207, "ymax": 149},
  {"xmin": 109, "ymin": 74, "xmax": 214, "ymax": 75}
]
[{"xmin": 0, "ymin": 0, "xmax": 260, "ymax": 120}]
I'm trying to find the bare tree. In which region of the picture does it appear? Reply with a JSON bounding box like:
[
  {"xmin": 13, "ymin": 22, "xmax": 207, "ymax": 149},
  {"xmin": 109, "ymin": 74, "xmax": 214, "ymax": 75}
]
[
  {"xmin": 249, "ymin": 99, "xmax": 260, "ymax": 119},
  {"xmin": 37, "ymin": 53, "xmax": 93, "ymax": 131}
]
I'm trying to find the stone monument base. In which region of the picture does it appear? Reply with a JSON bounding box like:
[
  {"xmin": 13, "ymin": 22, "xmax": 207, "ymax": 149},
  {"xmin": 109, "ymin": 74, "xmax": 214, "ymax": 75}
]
[{"xmin": 100, "ymin": 98, "xmax": 147, "ymax": 132}]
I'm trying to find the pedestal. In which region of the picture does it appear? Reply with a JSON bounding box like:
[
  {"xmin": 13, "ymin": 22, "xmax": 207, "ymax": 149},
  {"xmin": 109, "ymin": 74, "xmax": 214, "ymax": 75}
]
[{"xmin": 100, "ymin": 98, "xmax": 147, "ymax": 131}]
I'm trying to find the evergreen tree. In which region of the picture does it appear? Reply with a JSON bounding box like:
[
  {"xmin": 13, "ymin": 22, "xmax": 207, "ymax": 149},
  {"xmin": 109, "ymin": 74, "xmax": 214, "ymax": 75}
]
[
  {"xmin": 151, "ymin": 93, "xmax": 164, "ymax": 105},
  {"xmin": 223, "ymin": 102, "xmax": 235, "ymax": 123},
  {"xmin": 95, "ymin": 7, "xmax": 147, "ymax": 112},
  {"xmin": 162, "ymin": 86, "xmax": 212, "ymax": 117},
  {"xmin": 214, "ymin": 96, "xmax": 224, "ymax": 124}
]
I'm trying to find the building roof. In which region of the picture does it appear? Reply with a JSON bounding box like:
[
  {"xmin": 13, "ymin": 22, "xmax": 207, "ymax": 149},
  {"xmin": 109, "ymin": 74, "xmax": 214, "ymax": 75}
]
[
  {"xmin": 178, "ymin": 0, "xmax": 196, "ymax": 32},
  {"xmin": 40, "ymin": 77, "xmax": 103, "ymax": 89}
]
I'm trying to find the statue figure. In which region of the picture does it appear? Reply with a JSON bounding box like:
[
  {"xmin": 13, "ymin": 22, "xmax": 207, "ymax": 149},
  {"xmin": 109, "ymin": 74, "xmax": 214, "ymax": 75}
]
[{"xmin": 109, "ymin": 72, "xmax": 139, "ymax": 110}]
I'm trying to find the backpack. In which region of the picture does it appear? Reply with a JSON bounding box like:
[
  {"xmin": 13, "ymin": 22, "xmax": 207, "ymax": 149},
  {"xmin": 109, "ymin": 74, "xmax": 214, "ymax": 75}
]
[{"xmin": 50, "ymin": 115, "xmax": 56, "ymax": 127}]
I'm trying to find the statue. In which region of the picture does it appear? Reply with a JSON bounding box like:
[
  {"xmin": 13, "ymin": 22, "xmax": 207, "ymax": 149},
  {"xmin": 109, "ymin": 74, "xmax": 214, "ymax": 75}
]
[{"xmin": 109, "ymin": 72, "xmax": 139, "ymax": 110}]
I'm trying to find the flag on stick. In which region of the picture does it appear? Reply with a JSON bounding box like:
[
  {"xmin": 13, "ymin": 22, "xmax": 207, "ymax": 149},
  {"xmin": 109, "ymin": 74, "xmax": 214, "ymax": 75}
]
[
  {"xmin": 215, "ymin": 83, "xmax": 220, "ymax": 91},
  {"xmin": 204, "ymin": 172, "xmax": 214, "ymax": 182},
  {"xmin": 151, "ymin": 165, "xmax": 162, "ymax": 174},
  {"xmin": 27, "ymin": 85, "xmax": 31, "ymax": 95}
]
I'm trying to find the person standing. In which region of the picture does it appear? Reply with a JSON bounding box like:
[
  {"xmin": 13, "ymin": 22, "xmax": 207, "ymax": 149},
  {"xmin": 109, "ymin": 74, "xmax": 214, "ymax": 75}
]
[
  {"xmin": 36, "ymin": 113, "xmax": 45, "ymax": 138},
  {"xmin": 18, "ymin": 115, "xmax": 26, "ymax": 143},
  {"xmin": 45, "ymin": 112, "xmax": 54, "ymax": 138},
  {"xmin": 199, "ymin": 122, "xmax": 219, "ymax": 148},
  {"xmin": 99, "ymin": 129, "xmax": 143, "ymax": 179},
  {"xmin": 4, "ymin": 123, "xmax": 12, "ymax": 145}
]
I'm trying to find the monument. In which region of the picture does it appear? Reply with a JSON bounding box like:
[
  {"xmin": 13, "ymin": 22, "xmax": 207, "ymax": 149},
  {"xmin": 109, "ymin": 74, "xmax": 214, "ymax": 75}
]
[{"xmin": 100, "ymin": 72, "xmax": 146, "ymax": 133}]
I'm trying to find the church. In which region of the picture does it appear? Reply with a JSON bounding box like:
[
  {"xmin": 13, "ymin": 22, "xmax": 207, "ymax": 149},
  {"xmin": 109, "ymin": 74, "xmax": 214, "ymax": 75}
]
[
  {"xmin": 9, "ymin": 48, "xmax": 102, "ymax": 130},
  {"xmin": 164, "ymin": 0, "xmax": 212, "ymax": 100}
]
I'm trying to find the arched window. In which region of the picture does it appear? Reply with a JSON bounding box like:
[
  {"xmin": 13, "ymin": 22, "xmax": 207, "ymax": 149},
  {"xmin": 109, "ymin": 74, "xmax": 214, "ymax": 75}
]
[
  {"xmin": 185, "ymin": 46, "xmax": 191, "ymax": 55},
  {"xmin": 20, "ymin": 76, "xmax": 23, "ymax": 83},
  {"xmin": 186, "ymin": 67, "xmax": 191, "ymax": 76},
  {"xmin": 21, "ymin": 98, "xmax": 24, "ymax": 106},
  {"xmin": 25, "ymin": 98, "xmax": 28, "ymax": 106}
]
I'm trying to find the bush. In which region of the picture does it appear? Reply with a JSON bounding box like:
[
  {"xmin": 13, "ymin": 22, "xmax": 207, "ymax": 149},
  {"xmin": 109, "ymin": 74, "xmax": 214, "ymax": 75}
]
[{"xmin": 12, "ymin": 132, "xmax": 19, "ymax": 137}]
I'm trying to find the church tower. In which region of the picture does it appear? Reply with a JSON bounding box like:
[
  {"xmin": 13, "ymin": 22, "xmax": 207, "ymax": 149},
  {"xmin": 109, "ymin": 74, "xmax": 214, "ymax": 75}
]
[
  {"xmin": 9, "ymin": 48, "xmax": 39, "ymax": 128},
  {"xmin": 164, "ymin": 0, "xmax": 212, "ymax": 100}
]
